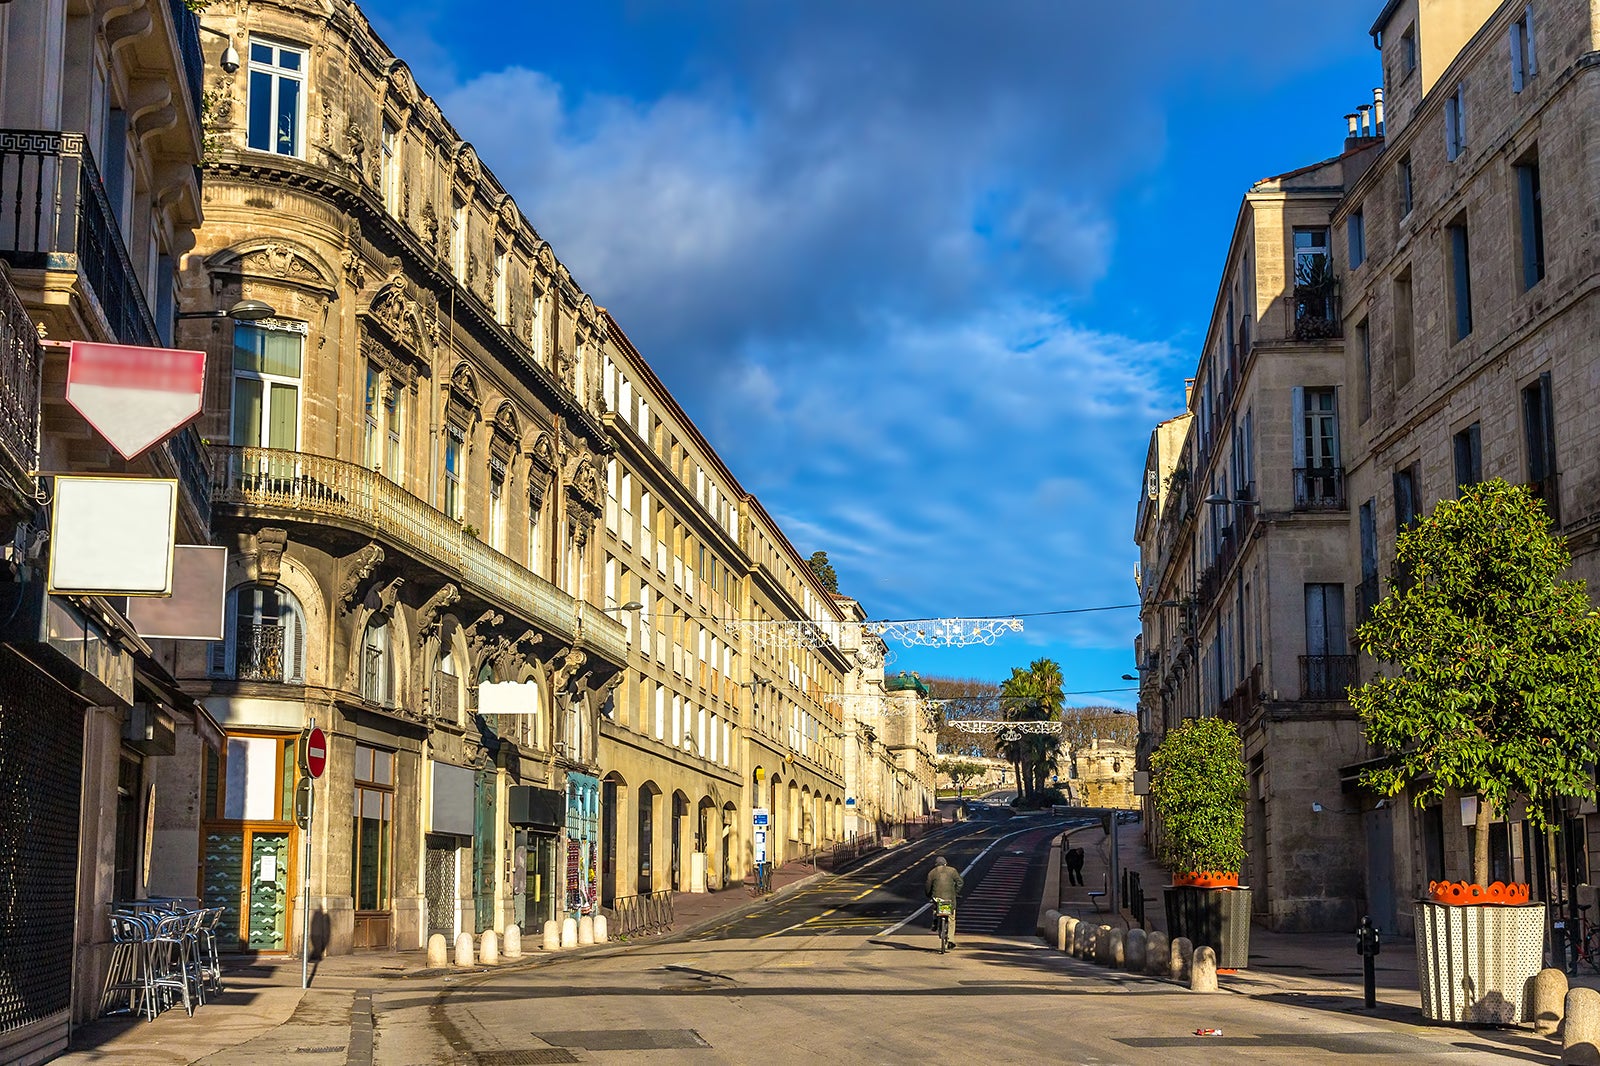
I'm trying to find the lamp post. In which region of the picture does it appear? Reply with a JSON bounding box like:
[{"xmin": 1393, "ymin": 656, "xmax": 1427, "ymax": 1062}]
[{"xmin": 177, "ymin": 298, "xmax": 277, "ymax": 321}]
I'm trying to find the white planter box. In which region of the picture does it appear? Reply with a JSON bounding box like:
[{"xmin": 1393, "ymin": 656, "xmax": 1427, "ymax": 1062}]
[{"xmin": 1415, "ymin": 899, "xmax": 1545, "ymax": 1025}]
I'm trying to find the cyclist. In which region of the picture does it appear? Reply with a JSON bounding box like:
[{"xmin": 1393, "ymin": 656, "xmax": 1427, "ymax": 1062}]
[{"xmin": 925, "ymin": 855, "xmax": 964, "ymax": 948}]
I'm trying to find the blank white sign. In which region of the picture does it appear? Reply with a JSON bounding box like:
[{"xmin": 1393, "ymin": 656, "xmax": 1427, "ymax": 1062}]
[{"xmin": 49, "ymin": 477, "xmax": 178, "ymax": 595}]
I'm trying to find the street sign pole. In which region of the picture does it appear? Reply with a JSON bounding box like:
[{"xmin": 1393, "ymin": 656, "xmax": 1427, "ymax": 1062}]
[
  {"xmin": 299, "ymin": 718, "xmax": 326, "ymax": 990},
  {"xmin": 302, "ymin": 771, "xmax": 314, "ymax": 990}
]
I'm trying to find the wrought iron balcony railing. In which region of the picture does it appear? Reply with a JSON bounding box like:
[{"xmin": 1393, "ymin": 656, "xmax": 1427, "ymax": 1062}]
[
  {"xmin": 0, "ymin": 130, "xmax": 158, "ymax": 347},
  {"xmin": 166, "ymin": 0, "xmax": 206, "ymax": 131},
  {"xmin": 1293, "ymin": 465, "xmax": 1347, "ymax": 511},
  {"xmin": 236, "ymin": 623, "xmax": 287, "ymax": 682},
  {"xmin": 212, "ymin": 445, "xmax": 628, "ymax": 666},
  {"xmin": 1299, "ymin": 654, "xmax": 1356, "ymax": 701},
  {"xmin": 0, "ymin": 266, "xmax": 40, "ymax": 500}
]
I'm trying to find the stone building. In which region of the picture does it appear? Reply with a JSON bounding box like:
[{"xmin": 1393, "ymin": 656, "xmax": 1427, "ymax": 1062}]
[
  {"xmin": 1339, "ymin": 0, "xmax": 1600, "ymax": 936},
  {"xmin": 1134, "ymin": 129, "xmax": 1385, "ymax": 931},
  {"xmin": 1072, "ymin": 740, "xmax": 1137, "ymax": 811},
  {"xmin": 177, "ymin": 0, "xmax": 629, "ymax": 956},
  {"xmin": 0, "ymin": 0, "xmax": 219, "ymax": 1055}
]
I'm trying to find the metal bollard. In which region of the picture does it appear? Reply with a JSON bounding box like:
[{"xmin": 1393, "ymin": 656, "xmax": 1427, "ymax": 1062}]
[{"xmin": 1355, "ymin": 915, "xmax": 1381, "ymax": 1009}]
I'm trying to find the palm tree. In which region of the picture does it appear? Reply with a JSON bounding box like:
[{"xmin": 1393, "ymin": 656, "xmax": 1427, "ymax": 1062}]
[{"xmin": 996, "ymin": 659, "xmax": 1065, "ymax": 802}]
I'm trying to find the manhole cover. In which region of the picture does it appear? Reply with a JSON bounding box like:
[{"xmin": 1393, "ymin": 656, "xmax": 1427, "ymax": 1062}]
[
  {"xmin": 535, "ymin": 1029, "xmax": 711, "ymax": 1051},
  {"xmin": 468, "ymin": 1052, "xmax": 580, "ymax": 1065}
]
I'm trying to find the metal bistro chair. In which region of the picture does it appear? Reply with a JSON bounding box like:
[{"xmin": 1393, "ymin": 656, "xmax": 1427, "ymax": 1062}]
[
  {"xmin": 197, "ymin": 907, "xmax": 224, "ymax": 996},
  {"xmin": 147, "ymin": 912, "xmax": 197, "ymax": 1016},
  {"xmin": 102, "ymin": 912, "xmax": 156, "ymax": 1020}
]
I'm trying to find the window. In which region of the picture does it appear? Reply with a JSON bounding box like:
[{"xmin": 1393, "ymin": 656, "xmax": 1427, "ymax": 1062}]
[
  {"xmin": 530, "ymin": 293, "xmax": 545, "ymax": 365},
  {"xmin": 363, "ymin": 365, "xmax": 381, "ymax": 469},
  {"xmin": 247, "ymin": 38, "xmax": 306, "ymax": 157},
  {"xmin": 443, "ymin": 426, "xmax": 464, "ymax": 521},
  {"xmin": 381, "ymin": 120, "xmax": 400, "ymax": 214},
  {"xmin": 1398, "ymin": 155, "xmax": 1414, "ymax": 218},
  {"xmin": 1516, "ymin": 157, "xmax": 1546, "ymax": 289},
  {"xmin": 1511, "ymin": 6, "xmax": 1538, "ymax": 93},
  {"xmin": 361, "ymin": 617, "xmax": 393, "ymax": 705},
  {"xmin": 1358, "ymin": 499, "xmax": 1379, "ymax": 620},
  {"xmin": 1399, "ymin": 24, "xmax": 1417, "ymax": 78},
  {"xmin": 451, "ymin": 194, "xmax": 467, "ymax": 280},
  {"xmin": 488, "ymin": 465, "xmax": 507, "ymax": 551},
  {"xmin": 1393, "ymin": 462, "xmax": 1421, "ymax": 531},
  {"xmin": 1522, "ymin": 372, "xmax": 1559, "ymax": 522},
  {"xmin": 1357, "ymin": 318, "xmax": 1372, "ymax": 424},
  {"xmin": 1292, "ymin": 227, "xmax": 1335, "ymax": 333},
  {"xmin": 211, "ymin": 584, "xmax": 306, "ymax": 683},
  {"xmin": 493, "ymin": 245, "xmax": 508, "ymax": 324},
  {"xmin": 527, "ymin": 494, "xmax": 544, "ymax": 575},
  {"xmin": 1447, "ymin": 219, "xmax": 1473, "ymax": 341},
  {"xmin": 1292, "ymin": 386, "xmax": 1343, "ymax": 509},
  {"xmin": 1393, "ymin": 269, "xmax": 1414, "ymax": 386},
  {"xmin": 352, "ymin": 745, "xmax": 394, "ymax": 912},
  {"xmin": 231, "ymin": 323, "xmax": 303, "ymax": 449},
  {"xmin": 1444, "ymin": 82, "xmax": 1467, "ymax": 161},
  {"xmin": 384, "ymin": 386, "xmax": 404, "ymax": 482},
  {"xmin": 1347, "ymin": 209, "xmax": 1365, "ymax": 270},
  {"xmin": 1453, "ymin": 422, "xmax": 1482, "ymax": 495}
]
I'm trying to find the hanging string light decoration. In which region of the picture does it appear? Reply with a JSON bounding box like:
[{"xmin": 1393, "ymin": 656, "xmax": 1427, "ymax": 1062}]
[{"xmin": 723, "ymin": 616, "xmax": 1023, "ymax": 653}]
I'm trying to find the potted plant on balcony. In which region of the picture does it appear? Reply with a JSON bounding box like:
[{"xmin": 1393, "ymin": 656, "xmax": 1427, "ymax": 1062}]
[
  {"xmin": 1149, "ymin": 717, "xmax": 1251, "ymax": 968},
  {"xmin": 1292, "ymin": 253, "xmax": 1339, "ymax": 340},
  {"xmin": 1350, "ymin": 479, "xmax": 1600, "ymax": 1024}
]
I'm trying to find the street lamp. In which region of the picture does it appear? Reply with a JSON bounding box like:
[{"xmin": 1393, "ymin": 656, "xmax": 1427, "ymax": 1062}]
[
  {"xmin": 600, "ymin": 600, "xmax": 643, "ymax": 613},
  {"xmin": 177, "ymin": 298, "xmax": 277, "ymax": 321}
]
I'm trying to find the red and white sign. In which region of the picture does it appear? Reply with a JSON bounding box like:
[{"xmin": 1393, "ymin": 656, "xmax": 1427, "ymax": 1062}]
[
  {"xmin": 66, "ymin": 341, "xmax": 206, "ymax": 460},
  {"xmin": 305, "ymin": 726, "xmax": 327, "ymax": 779}
]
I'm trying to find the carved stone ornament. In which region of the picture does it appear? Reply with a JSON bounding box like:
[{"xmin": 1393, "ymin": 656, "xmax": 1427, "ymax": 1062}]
[
  {"xmin": 419, "ymin": 200, "xmax": 439, "ymax": 246},
  {"xmin": 453, "ymin": 142, "xmax": 481, "ymax": 187},
  {"xmin": 449, "ymin": 361, "xmax": 481, "ymax": 412},
  {"xmin": 465, "ymin": 609, "xmax": 504, "ymax": 666},
  {"xmin": 552, "ymin": 645, "xmax": 588, "ymax": 693},
  {"xmin": 374, "ymin": 576, "xmax": 405, "ymax": 617},
  {"xmin": 526, "ymin": 431, "xmax": 556, "ymax": 473},
  {"xmin": 385, "ymin": 60, "xmax": 418, "ymax": 109},
  {"xmin": 366, "ymin": 271, "xmax": 419, "ymax": 350},
  {"xmin": 254, "ymin": 527, "xmax": 289, "ymax": 587},
  {"xmin": 338, "ymin": 543, "xmax": 385, "ymax": 611},
  {"xmin": 417, "ymin": 583, "xmax": 461, "ymax": 633}
]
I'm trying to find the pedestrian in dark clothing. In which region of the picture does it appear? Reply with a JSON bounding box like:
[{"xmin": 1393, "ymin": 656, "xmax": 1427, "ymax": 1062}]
[{"xmin": 1065, "ymin": 846, "xmax": 1085, "ymax": 886}]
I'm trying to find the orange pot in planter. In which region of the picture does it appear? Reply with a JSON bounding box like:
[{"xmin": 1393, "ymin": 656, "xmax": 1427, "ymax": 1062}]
[
  {"xmin": 1426, "ymin": 879, "xmax": 1532, "ymax": 905},
  {"xmin": 1174, "ymin": 871, "xmax": 1240, "ymax": 888}
]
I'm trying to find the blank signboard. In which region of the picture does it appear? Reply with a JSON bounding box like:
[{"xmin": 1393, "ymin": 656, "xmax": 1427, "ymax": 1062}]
[{"xmin": 49, "ymin": 476, "xmax": 178, "ymax": 596}]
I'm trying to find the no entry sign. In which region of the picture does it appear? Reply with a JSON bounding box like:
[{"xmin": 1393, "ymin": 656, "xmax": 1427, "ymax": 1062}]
[
  {"xmin": 304, "ymin": 726, "xmax": 327, "ymax": 779},
  {"xmin": 66, "ymin": 341, "xmax": 206, "ymax": 460}
]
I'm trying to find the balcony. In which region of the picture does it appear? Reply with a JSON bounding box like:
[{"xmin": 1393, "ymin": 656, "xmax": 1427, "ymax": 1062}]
[
  {"xmin": 166, "ymin": 0, "xmax": 206, "ymax": 131},
  {"xmin": 0, "ymin": 266, "xmax": 41, "ymax": 514},
  {"xmin": 211, "ymin": 445, "xmax": 629, "ymax": 667},
  {"xmin": 1219, "ymin": 664, "xmax": 1262, "ymax": 728},
  {"xmin": 0, "ymin": 130, "xmax": 159, "ymax": 347},
  {"xmin": 1290, "ymin": 283, "xmax": 1342, "ymax": 342},
  {"xmin": 1293, "ymin": 465, "xmax": 1347, "ymax": 511},
  {"xmin": 1299, "ymin": 654, "xmax": 1357, "ymax": 701},
  {"xmin": 237, "ymin": 623, "xmax": 289, "ymax": 682}
]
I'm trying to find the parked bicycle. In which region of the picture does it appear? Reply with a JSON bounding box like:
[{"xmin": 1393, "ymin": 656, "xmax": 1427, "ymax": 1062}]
[
  {"xmin": 1569, "ymin": 903, "xmax": 1600, "ymax": 974},
  {"xmin": 750, "ymin": 860, "xmax": 773, "ymax": 897}
]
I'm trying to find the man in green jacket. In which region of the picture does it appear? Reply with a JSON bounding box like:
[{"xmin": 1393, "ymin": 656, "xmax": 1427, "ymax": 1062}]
[{"xmin": 925, "ymin": 855, "xmax": 964, "ymax": 947}]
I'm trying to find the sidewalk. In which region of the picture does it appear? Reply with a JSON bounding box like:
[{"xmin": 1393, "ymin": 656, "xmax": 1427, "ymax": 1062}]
[
  {"xmin": 56, "ymin": 856, "xmax": 827, "ymax": 1066},
  {"xmin": 1044, "ymin": 818, "xmax": 1600, "ymax": 1020}
]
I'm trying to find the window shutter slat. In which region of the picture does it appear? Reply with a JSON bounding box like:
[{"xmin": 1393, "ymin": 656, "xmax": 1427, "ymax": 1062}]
[
  {"xmin": 1511, "ymin": 22, "xmax": 1525, "ymax": 92},
  {"xmin": 1526, "ymin": 5, "xmax": 1538, "ymax": 75},
  {"xmin": 1291, "ymin": 387, "xmax": 1307, "ymax": 468}
]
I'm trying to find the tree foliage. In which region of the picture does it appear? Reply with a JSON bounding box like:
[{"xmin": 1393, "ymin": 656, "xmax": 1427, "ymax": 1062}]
[
  {"xmin": 998, "ymin": 659, "xmax": 1065, "ymax": 804},
  {"xmin": 936, "ymin": 758, "xmax": 987, "ymax": 793},
  {"xmin": 807, "ymin": 551, "xmax": 838, "ymax": 593},
  {"xmin": 1148, "ymin": 717, "xmax": 1247, "ymax": 874},
  {"xmin": 1061, "ymin": 705, "xmax": 1138, "ymax": 754},
  {"xmin": 926, "ymin": 676, "xmax": 1002, "ymax": 758},
  {"xmin": 1350, "ymin": 479, "xmax": 1600, "ymax": 884}
]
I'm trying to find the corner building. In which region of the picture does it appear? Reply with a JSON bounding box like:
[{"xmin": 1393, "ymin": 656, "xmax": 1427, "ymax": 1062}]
[{"xmin": 180, "ymin": 0, "xmax": 627, "ymax": 955}]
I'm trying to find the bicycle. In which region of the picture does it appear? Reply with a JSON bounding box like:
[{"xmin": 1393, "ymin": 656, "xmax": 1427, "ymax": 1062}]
[
  {"xmin": 749, "ymin": 861, "xmax": 773, "ymax": 897},
  {"xmin": 1569, "ymin": 903, "xmax": 1600, "ymax": 974},
  {"xmin": 933, "ymin": 898, "xmax": 954, "ymax": 954}
]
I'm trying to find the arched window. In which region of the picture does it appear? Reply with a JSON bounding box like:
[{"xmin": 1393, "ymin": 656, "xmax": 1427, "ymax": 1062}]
[
  {"xmin": 362, "ymin": 616, "xmax": 393, "ymax": 705},
  {"xmin": 435, "ymin": 649, "xmax": 461, "ymax": 725},
  {"xmin": 210, "ymin": 584, "xmax": 306, "ymax": 683}
]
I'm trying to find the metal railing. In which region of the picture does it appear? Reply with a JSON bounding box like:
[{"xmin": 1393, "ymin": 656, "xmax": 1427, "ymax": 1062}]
[
  {"xmin": 210, "ymin": 445, "xmax": 628, "ymax": 661},
  {"xmin": 1293, "ymin": 465, "xmax": 1346, "ymax": 511},
  {"xmin": 0, "ymin": 130, "xmax": 158, "ymax": 346},
  {"xmin": 1291, "ymin": 284, "xmax": 1343, "ymax": 341},
  {"xmin": 1299, "ymin": 654, "xmax": 1356, "ymax": 701},
  {"xmin": 604, "ymin": 891, "xmax": 674, "ymax": 939},
  {"xmin": 166, "ymin": 0, "xmax": 206, "ymax": 131},
  {"xmin": 163, "ymin": 426, "xmax": 211, "ymax": 530},
  {"xmin": 236, "ymin": 623, "xmax": 285, "ymax": 682},
  {"xmin": 0, "ymin": 266, "xmax": 40, "ymax": 488}
]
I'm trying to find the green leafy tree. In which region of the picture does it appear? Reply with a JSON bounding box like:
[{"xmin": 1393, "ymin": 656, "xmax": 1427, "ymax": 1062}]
[
  {"xmin": 936, "ymin": 758, "xmax": 986, "ymax": 796},
  {"xmin": 925, "ymin": 676, "xmax": 1001, "ymax": 759},
  {"xmin": 1351, "ymin": 479, "xmax": 1600, "ymax": 885},
  {"xmin": 806, "ymin": 551, "xmax": 838, "ymax": 593},
  {"xmin": 1148, "ymin": 717, "xmax": 1247, "ymax": 874}
]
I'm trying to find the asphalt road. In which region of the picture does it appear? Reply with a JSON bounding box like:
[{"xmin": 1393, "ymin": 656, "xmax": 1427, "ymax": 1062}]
[{"xmin": 364, "ymin": 818, "xmax": 1523, "ymax": 1065}]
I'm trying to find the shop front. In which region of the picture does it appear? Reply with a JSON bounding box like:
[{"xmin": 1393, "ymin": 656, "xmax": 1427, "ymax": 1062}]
[
  {"xmin": 565, "ymin": 772, "xmax": 600, "ymax": 918},
  {"xmin": 509, "ymin": 784, "xmax": 562, "ymax": 931}
]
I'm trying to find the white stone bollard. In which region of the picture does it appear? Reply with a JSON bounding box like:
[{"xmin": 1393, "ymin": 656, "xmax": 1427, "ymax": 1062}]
[
  {"xmin": 1075, "ymin": 922, "xmax": 1093, "ymax": 959},
  {"xmin": 480, "ymin": 929, "xmax": 499, "ymax": 965},
  {"xmin": 1057, "ymin": 914, "xmax": 1073, "ymax": 952},
  {"xmin": 427, "ymin": 933, "xmax": 449, "ymax": 968},
  {"xmin": 561, "ymin": 917, "xmax": 578, "ymax": 949},
  {"xmin": 543, "ymin": 919, "xmax": 561, "ymax": 951},
  {"xmin": 1040, "ymin": 908, "xmax": 1060, "ymax": 941},
  {"xmin": 1094, "ymin": 925, "xmax": 1115, "ymax": 965},
  {"xmin": 578, "ymin": 915, "xmax": 595, "ymax": 945},
  {"xmin": 454, "ymin": 931, "xmax": 474, "ymax": 968},
  {"xmin": 1125, "ymin": 928, "xmax": 1147, "ymax": 972},
  {"xmin": 593, "ymin": 914, "xmax": 609, "ymax": 943},
  {"xmin": 504, "ymin": 924, "xmax": 522, "ymax": 958},
  {"xmin": 1190, "ymin": 946, "xmax": 1218, "ymax": 992},
  {"xmin": 1108, "ymin": 928, "xmax": 1126, "ymax": 968},
  {"xmin": 1170, "ymin": 936, "xmax": 1192, "ymax": 982},
  {"xmin": 1565, "ymin": 987, "xmax": 1600, "ymax": 1065},
  {"xmin": 1145, "ymin": 931, "xmax": 1169, "ymax": 976}
]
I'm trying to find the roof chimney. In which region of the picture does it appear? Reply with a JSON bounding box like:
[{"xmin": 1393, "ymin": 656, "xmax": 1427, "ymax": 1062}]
[
  {"xmin": 1345, "ymin": 113, "xmax": 1361, "ymax": 149},
  {"xmin": 1372, "ymin": 87, "xmax": 1385, "ymax": 136},
  {"xmin": 1358, "ymin": 104, "xmax": 1373, "ymax": 136}
]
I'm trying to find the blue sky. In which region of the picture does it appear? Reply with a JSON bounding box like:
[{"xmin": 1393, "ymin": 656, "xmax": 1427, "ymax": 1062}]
[{"xmin": 367, "ymin": 1, "xmax": 1384, "ymax": 703}]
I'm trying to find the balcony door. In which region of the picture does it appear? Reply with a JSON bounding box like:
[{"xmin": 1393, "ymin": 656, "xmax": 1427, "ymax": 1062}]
[{"xmin": 1303, "ymin": 583, "xmax": 1348, "ymax": 699}]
